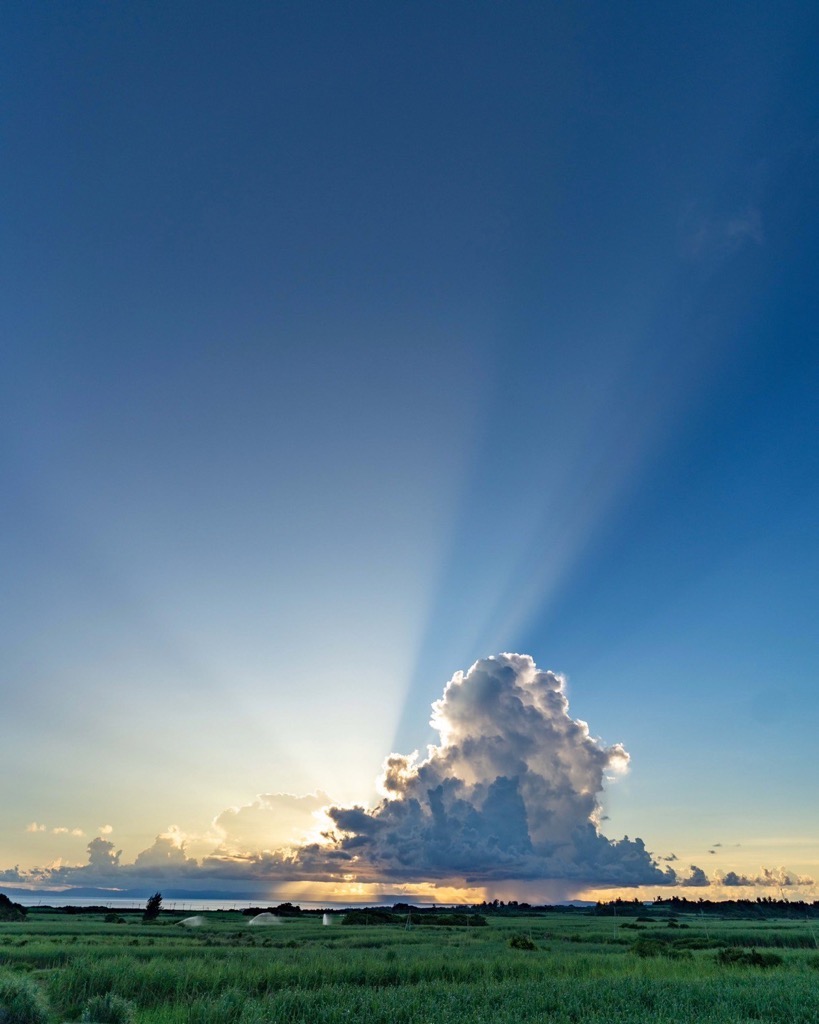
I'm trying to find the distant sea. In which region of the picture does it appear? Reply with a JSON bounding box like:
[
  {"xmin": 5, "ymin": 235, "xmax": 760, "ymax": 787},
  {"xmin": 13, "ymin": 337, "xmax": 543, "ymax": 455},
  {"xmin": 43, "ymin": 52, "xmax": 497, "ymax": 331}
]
[
  {"xmin": 13, "ymin": 895, "xmax": 441, "ymax": 912},
  {"xmin": 10, "ymin": 893, "xmax": 594, "ymax": 911}
]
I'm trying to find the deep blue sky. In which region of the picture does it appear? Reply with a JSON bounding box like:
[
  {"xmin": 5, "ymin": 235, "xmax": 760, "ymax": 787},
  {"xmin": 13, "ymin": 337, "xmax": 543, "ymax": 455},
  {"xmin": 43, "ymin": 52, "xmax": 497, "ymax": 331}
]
[{"xmin": 2, "ymin": 2, "xmax": 817, "ymax": 897}]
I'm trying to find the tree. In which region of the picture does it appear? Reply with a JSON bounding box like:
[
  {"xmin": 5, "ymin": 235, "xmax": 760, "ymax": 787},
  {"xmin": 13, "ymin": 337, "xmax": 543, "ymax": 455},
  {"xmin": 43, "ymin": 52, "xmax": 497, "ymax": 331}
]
[
  {"xmin": 0, "ymin": 892, "xmax": 27, "ymax": 921},
  {"xmin": 142, "ymin": 892, "xmax": 163, "ymax": 922}
]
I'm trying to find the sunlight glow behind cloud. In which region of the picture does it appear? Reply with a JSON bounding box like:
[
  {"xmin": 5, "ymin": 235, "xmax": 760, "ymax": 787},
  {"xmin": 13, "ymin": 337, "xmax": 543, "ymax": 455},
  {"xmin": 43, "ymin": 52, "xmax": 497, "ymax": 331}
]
[{"xmin": 3, "ymin": 655, "xmax": 678, "ymax": 900}]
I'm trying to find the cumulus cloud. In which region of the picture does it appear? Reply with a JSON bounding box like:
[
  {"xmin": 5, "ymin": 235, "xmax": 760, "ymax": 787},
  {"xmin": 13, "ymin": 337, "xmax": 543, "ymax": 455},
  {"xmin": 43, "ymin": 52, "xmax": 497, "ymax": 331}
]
[
  {"xmin": 87, "ymin": 838, "xmax": 122, "ymax": 872},
  {"xmin": 3, "ymin": 834, "xmax": 200, "ymax": 891},
  {"xmin": 755, "ymin": 867, "xmax": 814, "ymax": 888},
  {"xmin": 213, "ymin": 792, "xmax": 334, "ymax": 854},
  {"xmin": 756, "ymin": 866, "xmax": 813, "ymax": 887},
  {"xmin": 681, "ymin": 864, "xmax": 710, "ymax": 887},
  {"xmin": 134, "ymin": 832, "xmax": 190, "ymax": 869},
  {"xmin": 25, "ymin": 823, "xmax": 46, "ymax": 833},
  {"xmin": 130, "ymin": 830, "xmax": 202, "ymax": 880},
  {"xmin": 3, "ymin": 656, "xmax": 676, "ymax": 895},
  {"xmin": 719, "ymin": 866, "xmax": 815, "ymax": 888},
  {"xmin": 98, "ymin": 825, "xmax": 113, "ymax": 835},
  {"xmin": 317, "ymin": 655, "xmax": 673, "ymax": 887},
  {"xmin": 721, "ymin": 870, "xmax": 754, "ymax": 886},
  {"xmin": 676, "ymin": 864, "xmax": 816, "ymax": 890}
]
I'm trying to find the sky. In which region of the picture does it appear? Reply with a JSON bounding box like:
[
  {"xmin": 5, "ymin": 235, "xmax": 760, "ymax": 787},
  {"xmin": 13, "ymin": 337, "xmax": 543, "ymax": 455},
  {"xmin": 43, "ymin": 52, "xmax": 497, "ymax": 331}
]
[{"xmin": 1, "ymin": 1, "xmax": 817, "ymax": 905}]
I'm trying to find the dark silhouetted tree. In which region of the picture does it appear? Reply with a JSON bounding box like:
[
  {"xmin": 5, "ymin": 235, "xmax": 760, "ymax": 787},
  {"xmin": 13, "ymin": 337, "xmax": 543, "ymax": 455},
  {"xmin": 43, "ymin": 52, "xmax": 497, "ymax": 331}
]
[
  {"xmin": 0, "ymin": 892, "xmax": 27, "ymax": 921},
  {"xmin": 142, "ymin": 892, "xmax": 163, "ymax": 922}
]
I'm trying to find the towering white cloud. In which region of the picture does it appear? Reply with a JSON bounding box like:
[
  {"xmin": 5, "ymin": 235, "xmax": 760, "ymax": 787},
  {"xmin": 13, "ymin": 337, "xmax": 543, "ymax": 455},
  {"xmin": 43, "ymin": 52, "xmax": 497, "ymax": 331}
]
[
  {"xmin": 321, "ymin": 655, "xmax": 672, "ymax": 886},
  {"xmin": 86, "ymin": 837, "xmax": 122, "ymax": 871},
  {"xmin": 3, "ymin": 656, "xmax": 677, "ymax": 894}
]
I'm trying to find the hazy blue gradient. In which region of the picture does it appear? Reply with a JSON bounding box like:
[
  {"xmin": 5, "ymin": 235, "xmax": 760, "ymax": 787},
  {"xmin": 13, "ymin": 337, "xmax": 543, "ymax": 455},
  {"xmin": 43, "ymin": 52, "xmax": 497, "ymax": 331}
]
[{"xmin": 1, "ymin": 1, "xmax": 816, "ymax": 893}]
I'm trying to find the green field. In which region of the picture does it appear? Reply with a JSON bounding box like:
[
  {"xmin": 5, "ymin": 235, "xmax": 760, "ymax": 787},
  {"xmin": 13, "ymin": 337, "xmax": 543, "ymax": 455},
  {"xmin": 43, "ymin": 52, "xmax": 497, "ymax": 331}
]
[{"xmin": 2, "ymin": 907, "xmax": 818, "ymax": 1023}]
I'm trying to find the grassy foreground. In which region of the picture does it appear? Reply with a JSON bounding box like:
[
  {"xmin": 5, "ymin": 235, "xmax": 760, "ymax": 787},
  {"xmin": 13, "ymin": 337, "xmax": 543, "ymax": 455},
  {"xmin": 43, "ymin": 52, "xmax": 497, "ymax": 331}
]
[{"xmin": 1, "ymin": 907, "xmax": 819, "ymax": 1023}]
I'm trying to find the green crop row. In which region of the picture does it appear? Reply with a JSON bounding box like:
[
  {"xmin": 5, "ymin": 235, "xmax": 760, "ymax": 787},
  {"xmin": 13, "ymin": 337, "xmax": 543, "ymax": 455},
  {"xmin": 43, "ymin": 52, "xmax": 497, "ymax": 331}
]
[{"xmin": 1, "ymin": 911, "xmax": 818, "ymax": 1024}]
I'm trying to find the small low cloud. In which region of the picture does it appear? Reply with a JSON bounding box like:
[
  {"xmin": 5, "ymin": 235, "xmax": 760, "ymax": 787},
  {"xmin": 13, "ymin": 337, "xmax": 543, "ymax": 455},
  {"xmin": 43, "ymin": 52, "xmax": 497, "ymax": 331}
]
[
  {"xmin": 720, "ymin": 866, "xmax": 815, "ymax": 888},
  {"xmin": 721, "ymin": 870, "xmax": 754, "ymax": 886},
  {"xmin": 52, "ymin": 827, "xmax": 84, "ymax": 837},
  {"xmin": 753, "ymin": 864, "xmax": 810, "ymax": 888},
  {"xmin": 98, "ymin": 825, "xmax": 113, "ymax": 835},
  {"xmin": 681, "ymin": 865, "xmax": 710, "ymax": 887},
  {"xmin": 25, "ymin": 823, "xmax": 46, "ymax": 833},
  {"xmin": 756, "ymin": 866, "xmax": 815, "ymax": 888},
  {"xmin": 133, "ymin": 829, "xmax": 199, "ymax": 875}
]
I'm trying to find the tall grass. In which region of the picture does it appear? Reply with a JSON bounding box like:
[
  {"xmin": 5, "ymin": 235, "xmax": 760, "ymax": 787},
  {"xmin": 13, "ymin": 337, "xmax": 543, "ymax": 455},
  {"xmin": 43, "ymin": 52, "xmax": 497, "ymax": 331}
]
[
  {"xmin": 3, "ymin": 911, "xmax": 819, "ymax": 1024},
  {"xmin": 0, "ymin": 971, "xmax": 50, "ymax": 1024}
]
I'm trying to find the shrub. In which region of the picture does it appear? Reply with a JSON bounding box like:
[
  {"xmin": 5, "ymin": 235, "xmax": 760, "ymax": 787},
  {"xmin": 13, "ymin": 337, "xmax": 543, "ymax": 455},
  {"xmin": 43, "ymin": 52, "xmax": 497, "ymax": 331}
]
[
  {"xmin": 631, "ymin": 938, "xmax": 664, "ymax": 958},
  {"xmin": 0, "ymin": 973, "xmax": 49, "ymax": 1024},
  {"xmin": 508, "ymin": 934, "xmax": 537, "ymax": 951},
  {"xmin": 716, "ymin": 947, "xmax": 783, "ymax": 968},
  {"xmin": 0, "ymin": 896, "xmax": 26, "ymax": 923},
  {"xmin": 80, "ymin": 992, "xmax": 137, "ymax": 1024},
  {"xmin": 342, "ymin": 909, "xmax": 397, "ymax": 926},
  {"xmin": 752, "ymin": 950, "xmax": 784, "ymax": 967},
  {"xmin": 630, "ymin": 937, "xmax": 690, "ymax": 959}
]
